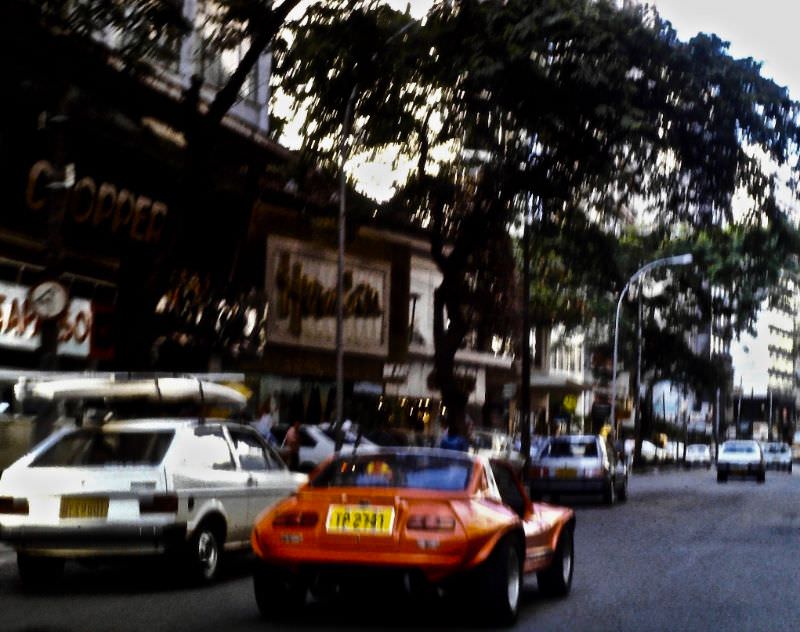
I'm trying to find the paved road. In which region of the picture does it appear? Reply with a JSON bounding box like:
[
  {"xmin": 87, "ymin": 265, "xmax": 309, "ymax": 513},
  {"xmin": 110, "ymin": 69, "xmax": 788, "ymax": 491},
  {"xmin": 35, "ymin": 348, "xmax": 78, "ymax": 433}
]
[{"xmin": 2, "ymin": 468, "xmax": 798, "ymax": 631}]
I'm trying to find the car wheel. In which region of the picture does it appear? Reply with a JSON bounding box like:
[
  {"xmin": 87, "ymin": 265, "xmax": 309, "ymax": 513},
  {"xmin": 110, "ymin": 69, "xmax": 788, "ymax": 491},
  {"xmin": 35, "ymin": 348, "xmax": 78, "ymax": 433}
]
[
  {"xmin": 757, "ymin": 470, "xmax": 766, "ymax": 484},
  {"xmin": 603, "ymin": 478, "xmax": 616, "ymax": 505},
  {"xmin": 253, "ymin": 563, "xmax": 307, "ymax": 620},
  {"xmin": 789, "ymin": 463, "xmax": 793, "ymax": 474},
  {"xmin": 617, "ymin": 476, "xmax": 628, "ymax": 502},
  {"xmin": 17, "ymin": 553, "xmax": 64, "ymax": 588},
  {"xmin": 717, "ymin": 471, "xmax": 727, "ymax": 483},
  {"xmin": 186, "ymin": 522, "xmax": 222, "ymax": 583},
  {"xmin": 537, "ymin": 525, "xmax": 574, "ymax": 598},
  {"xmin": 477, "ymin": 537, "xmax": 522, "ymax": 627}
]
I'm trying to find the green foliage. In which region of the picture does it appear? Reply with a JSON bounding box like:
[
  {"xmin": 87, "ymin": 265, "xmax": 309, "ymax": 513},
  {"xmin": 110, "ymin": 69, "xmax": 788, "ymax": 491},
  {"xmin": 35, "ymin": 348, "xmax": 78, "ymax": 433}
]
[{"xmin": 276, "ymin": 0, "xmax": 800, "ymax": 423}]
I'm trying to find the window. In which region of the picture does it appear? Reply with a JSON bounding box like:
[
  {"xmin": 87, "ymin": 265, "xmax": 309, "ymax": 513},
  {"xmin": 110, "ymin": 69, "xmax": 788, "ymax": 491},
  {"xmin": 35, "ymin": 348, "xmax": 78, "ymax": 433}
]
[
  {"xmin": 312, "ymin": 453, "xmax": 473, "ymax": 491},
  {"xmin": 32, "ymin": 429, "xmax": 174, "ymax": 467},
  {"xmin": 490, "ymin": 462, "xmax": 526, "ymax": 517},
  {"xmin": 185, "ymin": 427, "xmax": 235, "ymax": 470},
  {"xmin": 228, "ymin": 428, "xmax": 284, "ymax": 471}
]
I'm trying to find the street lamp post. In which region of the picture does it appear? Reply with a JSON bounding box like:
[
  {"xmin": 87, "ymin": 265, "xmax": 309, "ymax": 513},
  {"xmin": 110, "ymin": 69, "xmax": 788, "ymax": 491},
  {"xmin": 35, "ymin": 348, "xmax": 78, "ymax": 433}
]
[{"xmin": 610, "ymin": 253, "xmax": 693, "ymax": 440}]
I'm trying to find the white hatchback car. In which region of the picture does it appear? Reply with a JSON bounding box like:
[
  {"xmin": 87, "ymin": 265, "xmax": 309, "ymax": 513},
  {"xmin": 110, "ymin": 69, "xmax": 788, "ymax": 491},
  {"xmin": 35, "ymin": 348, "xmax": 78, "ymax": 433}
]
[{"xmin": 0, "ymin": 377, "xmax": 306, "ymax": 586}]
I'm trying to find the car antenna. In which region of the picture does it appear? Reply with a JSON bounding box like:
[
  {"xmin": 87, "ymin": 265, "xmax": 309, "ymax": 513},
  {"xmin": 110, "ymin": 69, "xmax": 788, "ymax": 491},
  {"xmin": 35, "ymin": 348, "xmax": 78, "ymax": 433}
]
[{"xmin": 197, "ymin": 377, "xmax": 205, "ymax": 424}]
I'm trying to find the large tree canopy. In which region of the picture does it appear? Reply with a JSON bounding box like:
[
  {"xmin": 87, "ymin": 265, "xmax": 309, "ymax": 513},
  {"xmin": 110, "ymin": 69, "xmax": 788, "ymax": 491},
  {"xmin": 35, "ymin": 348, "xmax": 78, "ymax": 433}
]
[{"xmin": 277, "ymin": 0, "xmax": 800, "ymax": 439}]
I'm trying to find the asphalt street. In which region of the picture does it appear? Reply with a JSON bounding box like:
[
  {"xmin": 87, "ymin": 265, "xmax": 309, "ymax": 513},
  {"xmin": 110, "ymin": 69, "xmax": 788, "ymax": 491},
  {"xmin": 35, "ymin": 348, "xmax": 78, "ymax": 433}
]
[{"xmin": 2, "ymin": 467, "xmax": 798, "ymax": 632}]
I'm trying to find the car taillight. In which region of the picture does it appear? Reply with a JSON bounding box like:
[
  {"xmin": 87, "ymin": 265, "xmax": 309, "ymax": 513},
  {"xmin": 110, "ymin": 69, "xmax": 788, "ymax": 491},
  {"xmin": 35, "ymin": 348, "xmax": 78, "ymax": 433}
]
[
  {"xmin": 0, "ymin": 496, "xmax": 29, "ymax": 515},
  {"xmin": 272, "ymin": 511, "xmax": 318, "ymax": 527},
  {"xmin": 406, "ymin": 514, "xmax": 456, "ymax": 531},
  {"xmin": 584, "ymin": 468, "xmax": 603, "ymax": 478},
  {"xmin": 529, "ymin": 466, "xmax": 547, "ymax": 478},
  {"xmin": 139, "ymin": 494, "xmax": 179, "ymax": 514}
]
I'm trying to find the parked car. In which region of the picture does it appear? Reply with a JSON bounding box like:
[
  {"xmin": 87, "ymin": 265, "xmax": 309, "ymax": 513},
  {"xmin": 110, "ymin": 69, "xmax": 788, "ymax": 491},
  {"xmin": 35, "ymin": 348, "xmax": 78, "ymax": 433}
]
[
  {"xmin": 684, "ymin": 444, "xmax": 712, "ymax": 469},
  {"xmin": 0, "ymin": 376, "xmax": 306, "ymax": 586},
  {"xmin": 469, "ymin": 429, "xmax": 525, "ymax": 473},
  {"xmin": 762, "ymin": 442, "xmax": 792, "ymax": 472},
  {"xmin": 529, "ymin": 434, "xmax": 628, "ymax": 504},
  {"xmin": 250, "ymin": 447, "xmax": 575, "ymax": 626},
  {"xmin": 716, "ymin": 439, "xmax": 765, "ymax": 483},
  {"xmin": 276, "ymin": 423, "xmax": 379, "ymax": 472}
]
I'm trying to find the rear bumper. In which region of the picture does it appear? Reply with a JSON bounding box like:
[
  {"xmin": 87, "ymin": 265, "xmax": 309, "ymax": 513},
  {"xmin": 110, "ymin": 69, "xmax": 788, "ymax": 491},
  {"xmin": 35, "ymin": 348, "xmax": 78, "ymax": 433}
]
[
  {"xmin": 0, "ymin": 523, "xmax": 187, "ymax": 557},
  {"xmin": 717, "ymin": 463, "xmax": 764, "ymax": 476},
  {"xmin": 529, "ymin": 478, "xmax": 607, "ymax": 496}
]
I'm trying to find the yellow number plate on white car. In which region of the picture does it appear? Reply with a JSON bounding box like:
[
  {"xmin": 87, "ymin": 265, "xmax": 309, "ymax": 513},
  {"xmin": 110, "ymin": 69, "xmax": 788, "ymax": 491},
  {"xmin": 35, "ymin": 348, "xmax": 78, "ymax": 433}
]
[
  {"xmin": 325, "ymin": 505, "xmax": 394, "ymax": 535},
  {"xmin": 60, "ymin": 496, "xmax": 109, "ymax": 519}
]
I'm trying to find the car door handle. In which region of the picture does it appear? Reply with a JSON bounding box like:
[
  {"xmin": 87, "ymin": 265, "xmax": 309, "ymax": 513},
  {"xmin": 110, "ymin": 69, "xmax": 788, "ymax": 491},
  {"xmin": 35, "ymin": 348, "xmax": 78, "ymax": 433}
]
[{"xmin": 247, "ymin": 476, "xmax": 257, "ymax": 487}]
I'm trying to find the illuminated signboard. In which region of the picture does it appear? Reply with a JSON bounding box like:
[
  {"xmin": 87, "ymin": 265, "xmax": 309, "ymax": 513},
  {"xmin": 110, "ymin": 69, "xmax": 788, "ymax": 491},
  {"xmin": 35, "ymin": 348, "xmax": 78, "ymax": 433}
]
[
  {"xmin": 265, "ymin": 236, "xmax": 390, "ymax": 356},
  {"xmin": 0, "ymin": 281, "xmax": 92, "ymax": 357}
]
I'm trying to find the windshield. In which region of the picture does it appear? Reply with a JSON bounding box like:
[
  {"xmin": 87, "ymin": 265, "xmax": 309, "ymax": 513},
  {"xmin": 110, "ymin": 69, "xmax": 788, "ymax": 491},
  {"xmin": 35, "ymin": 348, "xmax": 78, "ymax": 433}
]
[
  {"xmin": 32, "ymin": 428, "xmax": 175, "ymax": 467},
  {"xmin": 311, "ymin": 452, "xmax": 473, "ymax": 490},
  {"xmin": 721, "ymin": 442, "xmax": 757, "ymax": 454}
]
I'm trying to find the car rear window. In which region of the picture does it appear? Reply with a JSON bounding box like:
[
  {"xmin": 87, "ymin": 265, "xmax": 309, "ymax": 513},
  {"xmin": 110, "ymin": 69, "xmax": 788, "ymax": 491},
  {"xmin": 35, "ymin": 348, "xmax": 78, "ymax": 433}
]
[
  {"xmin": 721, "ymin": 442, "xmax": 757, "ymax": 454},
  {"xmin": 32, "ymin": 428, "xmax": 175, "ymax": 467},
  {"xmin": 544, "ymin": 438, "xmax": 598, "ymax": 458},
  {"xmin": 311, "ymin": 453, "xmax": 473, "ymax": 490}
]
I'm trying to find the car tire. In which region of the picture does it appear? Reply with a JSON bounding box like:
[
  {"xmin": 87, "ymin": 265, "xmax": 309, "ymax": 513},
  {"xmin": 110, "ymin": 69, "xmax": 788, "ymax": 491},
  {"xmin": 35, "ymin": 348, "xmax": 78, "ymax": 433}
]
[
  {"xmin": 253, "ymin": 563, "xmax": 307, "ymax": 620},
  {"xmin": 789, "ymin": 463, "xmax": 793, "ymax": 474},
  {"xmin": 17, "ymin": 553, "xmax": 64, "ymax": 588},
  {"xmin": 717, "ymin": 471, "xmax": 727, "ymax": 483},
  {"xmin": 757, "ymin": 470, "xmax": 766, "ymax": 484},
  {"xmin": 186, "ymin": 522, "xmax": 223, "ymax": 583},
  {"xmin": 476, "ymin": 536, "xmax": 522, "ymax": 627},
  {"xmin": 537, "ymin": 525, "xmax": 574, "ymax": 598},
  {"xmin": 603, "ymin": 478, "xmax": 616, "ymax": 505},
  {"xmin": 618, "ymin": 476, "xmax": 628, "ymax": 502}
]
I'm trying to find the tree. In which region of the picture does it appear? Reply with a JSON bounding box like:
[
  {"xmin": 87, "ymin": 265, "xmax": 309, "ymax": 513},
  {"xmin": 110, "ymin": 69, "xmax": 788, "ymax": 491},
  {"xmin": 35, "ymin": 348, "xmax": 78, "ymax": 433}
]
[{"xmin": 276, "ymin": 0, "xmax": 800, "ymax": 447}]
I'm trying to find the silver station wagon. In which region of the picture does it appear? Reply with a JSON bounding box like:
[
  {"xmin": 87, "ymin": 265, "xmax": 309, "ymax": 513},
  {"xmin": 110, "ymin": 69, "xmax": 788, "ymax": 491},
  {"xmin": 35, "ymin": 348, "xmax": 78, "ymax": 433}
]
[{"xmin": 0, "ymin": 377, "xmax": 306, "ymax": 586}]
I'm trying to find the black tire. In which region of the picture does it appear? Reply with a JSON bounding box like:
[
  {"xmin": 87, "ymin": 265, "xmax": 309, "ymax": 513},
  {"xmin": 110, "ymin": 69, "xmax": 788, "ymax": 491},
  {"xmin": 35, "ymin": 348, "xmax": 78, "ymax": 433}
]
[
  {"xmin": 789, "ymin": 463, "xmax": 793, "ymax": 474},
  {"xmin": 757, "ymin": 470, "xmax": 766, "ymax": 484},
  {"xmin": 538, "ymin": 526, "xmax": 574, "ymax": 598},
  {"xmin": 717, "ymin": 471, "xmax": 727, "ymax": 483},
  {"xmin": 617, "ymin": 476, "xmax": 628, "ymax": 502},
  {"xmin": 603, "ymin": 478, "xmax": 616, "ymax": 505},
  {"xmin": 17, "ymin": 553, "xmax": 64, "ymax": 588},
  {"xmin": 186, "ymin": 522, "xmax": 223, "ymax": 583},
  {"xmin": 253, "ymin": 563, "xmax": 307, "ymax": 620},
  {"xmin": 476, "ymin": 537, "xmax": 522, "ymax": 627}
]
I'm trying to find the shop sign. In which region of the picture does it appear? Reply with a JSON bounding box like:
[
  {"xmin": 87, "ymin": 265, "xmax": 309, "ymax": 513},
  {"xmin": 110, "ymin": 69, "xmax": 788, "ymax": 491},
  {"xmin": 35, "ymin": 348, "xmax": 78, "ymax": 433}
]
[
  {"xmin": 266, "ymin": 236, "xmax": 390, "ymax": 356},
  {"xmin": 25, "ymin": 160, "xmax": 168, "ymax": 245},
  {"xmin": 0, "ymin": 281, "xmax": 92, "ymax": 357}
]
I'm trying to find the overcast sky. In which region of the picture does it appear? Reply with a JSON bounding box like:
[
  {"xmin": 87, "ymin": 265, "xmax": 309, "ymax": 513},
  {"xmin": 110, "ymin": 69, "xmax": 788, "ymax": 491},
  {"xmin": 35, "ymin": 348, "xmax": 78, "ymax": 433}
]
[{"xmin": 648, "ymin": 0, "xmax": 799, "ymax": 99}]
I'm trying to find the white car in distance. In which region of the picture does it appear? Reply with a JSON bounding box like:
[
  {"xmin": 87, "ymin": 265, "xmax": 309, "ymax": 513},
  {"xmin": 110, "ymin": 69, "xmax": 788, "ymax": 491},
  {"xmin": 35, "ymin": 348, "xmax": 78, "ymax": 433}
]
[
  {"xmin": 0, "ymin": 376, "xmax": 306, "ymax": 587},
  {"xmin": 716, "ymin": 439, "xmax": 765, "ymax": 483},
  {"xmin": 762, "ymin": 442, "xmax": 792, "ymax": 472},
  {"xmin": 684, "ymin": 444, "xmax": 712, "ymax": 469}
]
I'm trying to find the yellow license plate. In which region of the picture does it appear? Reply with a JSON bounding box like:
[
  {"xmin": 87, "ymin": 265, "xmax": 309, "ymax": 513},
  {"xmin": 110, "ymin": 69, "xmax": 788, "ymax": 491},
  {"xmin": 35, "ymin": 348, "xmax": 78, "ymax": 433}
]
[
  {"xmin": 60, "ymin": 497, "xmax": 109, "ymax": 519},
  {"xmin": 555, "ymin": 468, "xmax": 577, "ymax": 479},
  {"xmin": 325, "ymin": 505, "xmax": 395, "ymax": 535}
]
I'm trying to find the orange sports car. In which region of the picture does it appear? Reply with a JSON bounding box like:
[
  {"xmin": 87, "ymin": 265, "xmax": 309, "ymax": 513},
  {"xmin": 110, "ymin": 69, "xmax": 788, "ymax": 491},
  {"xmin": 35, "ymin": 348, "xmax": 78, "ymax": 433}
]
[{"xmin": 251, "ymin": 447, "xmax": 575, "ymax": 626}]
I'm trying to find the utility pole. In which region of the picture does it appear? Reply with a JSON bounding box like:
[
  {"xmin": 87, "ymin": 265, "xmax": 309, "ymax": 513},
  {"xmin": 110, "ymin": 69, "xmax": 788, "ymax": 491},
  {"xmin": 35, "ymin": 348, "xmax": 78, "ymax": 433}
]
[{"xmin": 520, "ymin": 207, "xmax": 532, "ymax": 471}]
